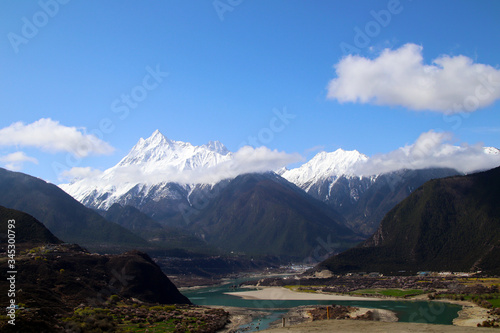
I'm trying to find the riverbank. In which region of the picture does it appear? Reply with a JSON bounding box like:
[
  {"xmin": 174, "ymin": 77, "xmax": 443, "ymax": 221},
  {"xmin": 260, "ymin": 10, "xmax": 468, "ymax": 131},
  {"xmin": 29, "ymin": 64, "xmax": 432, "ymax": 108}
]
[
  {"xmin": 226, "ymin": 286, "xmax": 382, "ymax": 301},
  {"xmin": 268, "ymin": 304, "xmax": 398, "ymax": 327},
  {"xmin": 408, "ymin": 294, "xmax": 495, "ymax": 327},
  {"xmin": 448, "ymin": 300, "xmax": 492, "ymax": 327},
  {"xmin": 205, "ymin": 306, "xmax": 272, "ymax": 332}
]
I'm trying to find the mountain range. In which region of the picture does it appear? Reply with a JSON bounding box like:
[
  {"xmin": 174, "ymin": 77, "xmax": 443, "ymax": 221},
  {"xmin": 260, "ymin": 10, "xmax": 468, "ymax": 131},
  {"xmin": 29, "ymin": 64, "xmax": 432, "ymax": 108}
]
[
  {"xmin": 0, "ymin": 168, "xmax": 148, "ymax": 252},
  {"xmin": 318, "ymin": 165, "xmax": 500, "ymax": 275},
  {"xmin": 57, "ymin": 130, "xmax": 500, "ymax": 258},
  {"xmin": 186, "ymin": 172, "xmax": 362, "ymax": 258}
]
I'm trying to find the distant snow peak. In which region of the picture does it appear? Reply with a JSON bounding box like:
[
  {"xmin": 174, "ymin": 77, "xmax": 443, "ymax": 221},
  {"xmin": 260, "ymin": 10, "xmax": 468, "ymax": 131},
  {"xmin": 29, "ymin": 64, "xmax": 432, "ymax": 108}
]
[
  {"xmin": 275, "ymin": 167, "xmax": 288, "ymax": 176},
  {"xmin": 281, "ymin": 148, "xmax": 368, "ymax": 190},
  {"xmin": 144, "ymin": 129, "xmax": 172, "ymax": 148},
  {"xmin": 485, "ymin": 147, "xmax": 500, "ymax": 155},
  {"xmin": 202, "ymin": 140, "xmax": 230, "ymax": 155}
]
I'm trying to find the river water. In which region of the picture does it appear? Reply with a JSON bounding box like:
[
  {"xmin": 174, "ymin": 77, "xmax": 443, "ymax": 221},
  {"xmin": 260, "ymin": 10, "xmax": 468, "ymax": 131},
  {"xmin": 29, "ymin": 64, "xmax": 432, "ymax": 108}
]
[{"xmin": 182, "ymin": 277, "xmax": 462, "ymax": 332}]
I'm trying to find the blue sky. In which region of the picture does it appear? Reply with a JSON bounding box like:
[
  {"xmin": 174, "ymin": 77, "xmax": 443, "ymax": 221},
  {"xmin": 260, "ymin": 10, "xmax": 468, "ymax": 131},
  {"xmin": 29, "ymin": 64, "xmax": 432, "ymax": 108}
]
[{"xmin": 1, "ymin": 0, "xmax": 499, "ymax": 183}]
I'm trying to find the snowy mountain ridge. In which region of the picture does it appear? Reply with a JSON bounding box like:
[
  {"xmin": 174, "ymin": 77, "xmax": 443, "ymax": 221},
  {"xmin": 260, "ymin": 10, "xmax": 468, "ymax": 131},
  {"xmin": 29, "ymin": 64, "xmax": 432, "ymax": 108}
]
[
  {"xmin": 117, "ymin": 129, "xmax": 231, "ymax": 171},
  {"xmin": 281, "ymin": 149, "xmax": 369, "ymax": 192},
  {"xmin": 59, "ymin": 130, "xmax": 500, "ymax": 213},
  {"xmin": 59, "ymin": 130, "xmax": 232, "ymax": 210}
]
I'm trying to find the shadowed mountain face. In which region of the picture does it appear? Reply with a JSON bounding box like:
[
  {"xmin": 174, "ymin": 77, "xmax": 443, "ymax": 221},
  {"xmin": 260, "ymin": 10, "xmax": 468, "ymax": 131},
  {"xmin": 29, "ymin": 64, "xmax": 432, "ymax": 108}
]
[
  {"xmin": 188, "ymin": 173, "xmax": 363, "ymax": 259},
  {"xmin": 101, "ymin": 203, "xmax": 213, "ymax": 253},
  {"xmin": 295, "ymin": 168, "xmax": 461, "ymax": 236},
  {"xmin": 319, "ymin": 166, "xmax": 500, "ymax": 275},
  {"xmin": 0, "ymin": 205, "xmax": 62, "ymax": 245},
  {"xmin": 0, "ymin": 168, "xmax": 148, "ymax": 250},
  {"xmin": 341, "ymin": 168, "xmax": 461, "ymax": 236}
]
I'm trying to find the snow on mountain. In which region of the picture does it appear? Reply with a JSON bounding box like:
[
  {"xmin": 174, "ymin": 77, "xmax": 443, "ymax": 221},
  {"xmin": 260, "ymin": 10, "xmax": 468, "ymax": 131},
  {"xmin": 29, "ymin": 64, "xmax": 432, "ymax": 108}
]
[
  {"xmin": 60, "ymin": 127, "xmax": 500, "ymax": 216},
  {"xmin": 280, "ymin": 144, "xmax": 500, "ymax": 236},
  {"xmin": 117, "ymin": 129, "xmax": 231, "ymax": 173},
  {"xmin": 60, "ymin": 130, "xmax": 232, "ymax": 210},
  {"xmin": 281, "ymin": 149, "xmax": 369, "ymax": 192},
  {"xmin": 485, "ymin": 147, "xmax": 500, "ymax": 155}
]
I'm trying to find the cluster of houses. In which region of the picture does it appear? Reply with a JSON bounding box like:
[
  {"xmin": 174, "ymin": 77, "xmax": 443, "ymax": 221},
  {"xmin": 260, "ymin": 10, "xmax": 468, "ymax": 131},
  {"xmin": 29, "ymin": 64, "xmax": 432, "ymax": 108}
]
[
  {"xmin": 416, "ymin": 271, "xmax": 477, "ymax": 277},
  {"xmin": 342, "ymin": 271, "xmax": 478, "ymax": 278}
]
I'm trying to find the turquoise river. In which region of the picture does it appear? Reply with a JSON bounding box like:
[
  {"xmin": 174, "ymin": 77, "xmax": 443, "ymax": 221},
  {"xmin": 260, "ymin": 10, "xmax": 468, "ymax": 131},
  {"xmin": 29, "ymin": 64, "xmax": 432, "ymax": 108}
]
[{"xmin": 182, "ymin": 278, "xmax": 462, "ymax": 332}]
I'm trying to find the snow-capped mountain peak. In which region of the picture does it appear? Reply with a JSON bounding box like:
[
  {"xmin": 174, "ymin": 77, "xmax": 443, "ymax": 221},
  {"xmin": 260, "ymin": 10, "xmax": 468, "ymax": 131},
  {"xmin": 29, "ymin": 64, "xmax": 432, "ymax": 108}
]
[
  {"xmin": 118, "ymin": 130, "xmax": 175, "ymax": 166},
  {"xmin": 282, "ymin": 148, "xmax": 368, "ymax": 190},
  {"xmin": 60, "ymin": 130, "xmax": 233, "ymax": 209},
  {"xmin": 117, "ymin": 131, "xmax": 231, "ymax": 171}
]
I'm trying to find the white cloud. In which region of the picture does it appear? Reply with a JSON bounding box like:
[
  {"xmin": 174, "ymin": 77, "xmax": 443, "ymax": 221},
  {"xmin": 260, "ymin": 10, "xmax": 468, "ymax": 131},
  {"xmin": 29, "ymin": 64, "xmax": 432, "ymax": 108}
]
[
  {"xmin": 72, "ymin": 146, "xmax": 303, "ymax": 186},
  {"xmin": 210, "ymin": 146, "xmax": 303, "ymax": 181},
  {"xmin": 59, "ymin": 166, "xmax": 103, "ymax": 182},
  {"xmin": 0, "ymin": 151, "xmax": 38, "ymax": 171},
  {"xmin": 353, "ymin": 130, "xmax": 500, "ymax": 175},
  {"xmin": 327, "ymin": 43, "xmax": 500, "ymax": 113},
  {"xmin": 0, "ymin": 118, "xmax": 114, "ymax": 157}
]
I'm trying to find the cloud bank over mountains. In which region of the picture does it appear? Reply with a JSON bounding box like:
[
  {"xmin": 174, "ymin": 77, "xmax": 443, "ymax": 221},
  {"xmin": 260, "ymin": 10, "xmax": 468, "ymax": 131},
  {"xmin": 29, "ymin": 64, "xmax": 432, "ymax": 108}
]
[
  {"xmin": 0, "ymin": 118, "xmax": 498, "ymax": 184},
  {"xmin": 353, "ymin": 130, "xmax": 500, "ymax": 176},
  {"xmin": 59, "ymin": 129, "xmax": 303, "ymax": 186},
  {"xmin": 61, "ymin": 129, "xmax": 500, "ymax": 188},
  {"xmin": 83, "ymin": 146, "xmax": 302, "ymax": 185},
  {"xmin": 327, "ymin": 43, "xmax": 500, "ymax": 113}
]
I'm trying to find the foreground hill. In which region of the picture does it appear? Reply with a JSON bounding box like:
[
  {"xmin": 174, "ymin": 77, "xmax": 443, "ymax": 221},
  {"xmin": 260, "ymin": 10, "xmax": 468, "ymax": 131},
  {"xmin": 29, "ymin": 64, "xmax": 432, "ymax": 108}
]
[
  {"xmin": 189, "ymin": 173, "xmax": 363, "ymax": 259},
  {"xmin": 318, "ymin": 166, "xmax": 500, "ymax": 275},
  {"xmin": 0, "ymin": 206, "xmax": 192, "ymax": 332},
  {"xmin": 0, "ymin": 168, "xmax": 148, "ymax": 251}
]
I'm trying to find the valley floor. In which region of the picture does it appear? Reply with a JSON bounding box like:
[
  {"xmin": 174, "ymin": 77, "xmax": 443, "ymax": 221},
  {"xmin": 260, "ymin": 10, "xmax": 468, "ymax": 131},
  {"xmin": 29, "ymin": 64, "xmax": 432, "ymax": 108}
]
[{"xmin": 226, "ymin": 286, "xmax": 497, "ymax": 329}]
